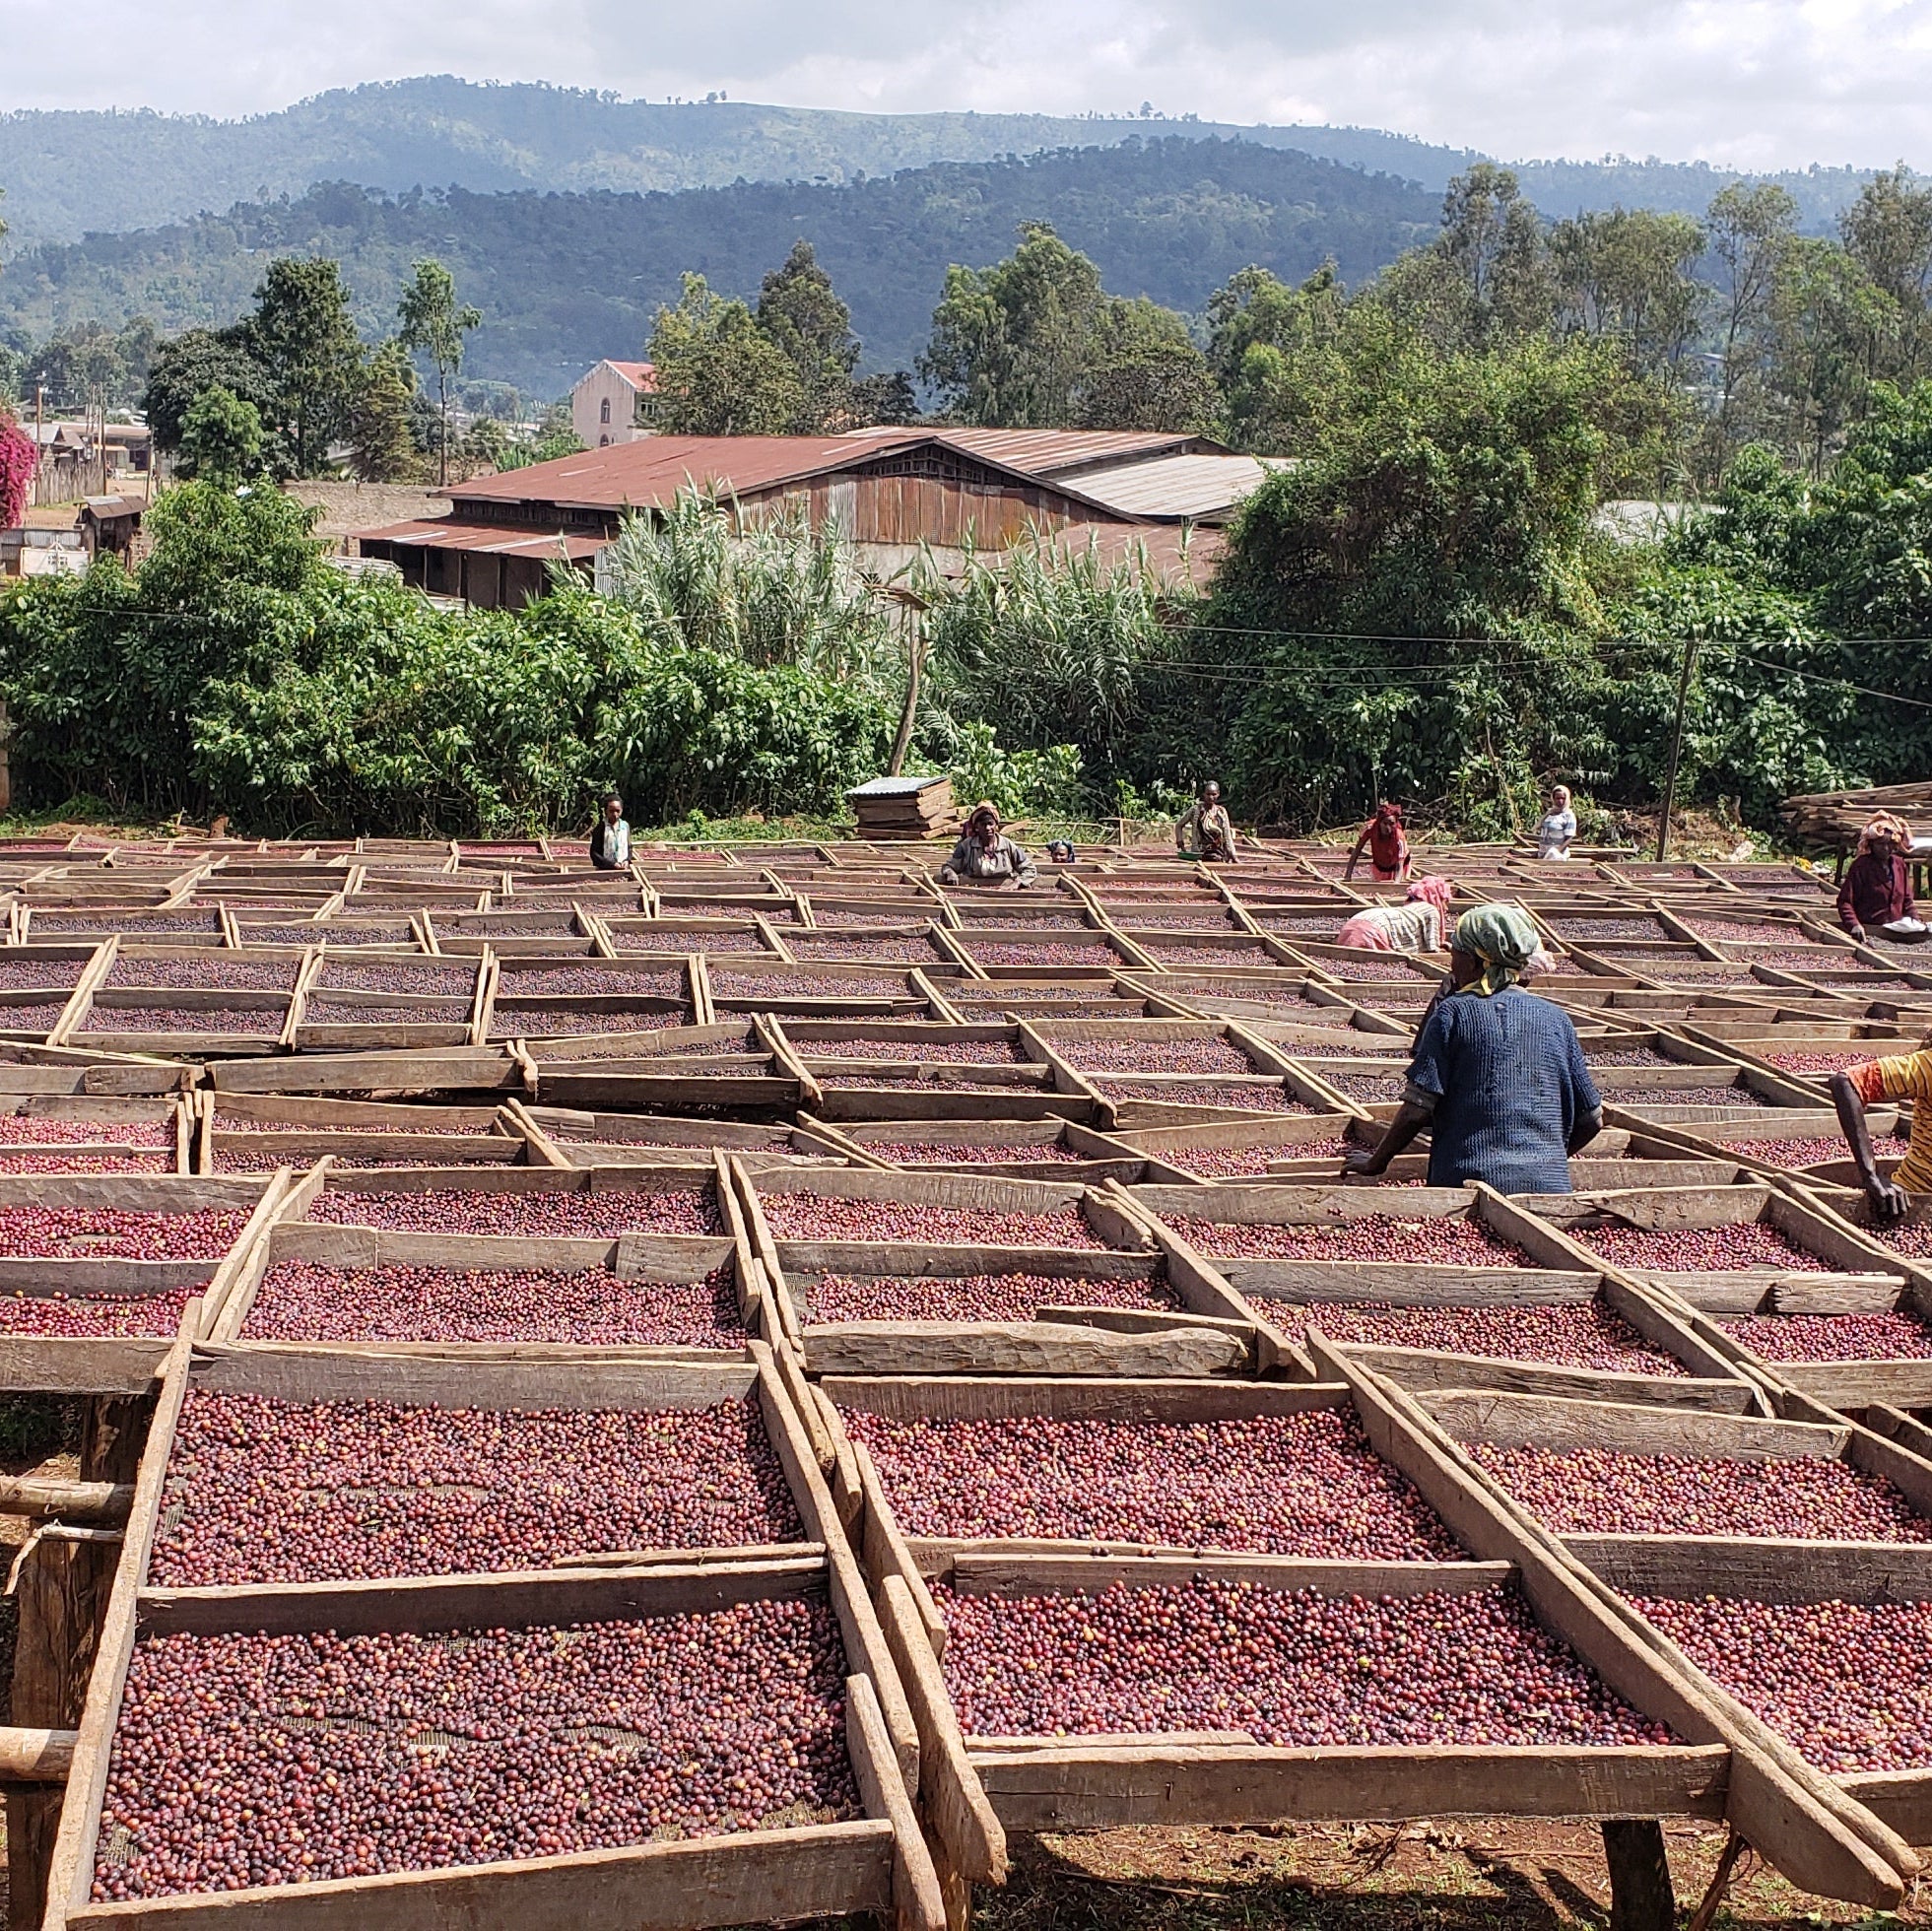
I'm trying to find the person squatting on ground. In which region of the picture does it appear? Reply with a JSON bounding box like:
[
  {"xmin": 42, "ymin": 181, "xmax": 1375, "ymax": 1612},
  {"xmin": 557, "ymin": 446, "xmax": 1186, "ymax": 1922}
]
[
  {"xmin": 940, "ymin": 801, "xmax": 1038, "ymax": 890},
  {"xmin": 1343, "ymin": 905, "xmax": 1602, "ymax": 1195},
  {"xmin": 1837, "ymin": 812, "xmax": 1920, "ymax": 942}
]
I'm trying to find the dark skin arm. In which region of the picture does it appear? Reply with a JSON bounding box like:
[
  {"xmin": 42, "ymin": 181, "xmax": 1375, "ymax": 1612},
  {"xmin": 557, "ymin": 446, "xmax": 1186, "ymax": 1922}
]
[
  {"xmin": 1342, "ymin": 830, "xmax": 1370, "ymax": 881},
  {"xmin": 1831, "ymin": 1071, "xmax": 1909, "ymax": 1224},
  {"xmin": 1567, "ymin": 1106, "xmax": 1604, "ymax": 1156},
  {"xmin": 1343, "ymin": 1099, "xmax": 1431, "ymax": 1177}
]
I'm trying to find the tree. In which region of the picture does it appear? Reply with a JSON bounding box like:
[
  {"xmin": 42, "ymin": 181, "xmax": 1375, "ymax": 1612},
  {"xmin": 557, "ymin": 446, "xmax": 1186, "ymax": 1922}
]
[
  {"xmin": 349, "ymin": 341, "xmax": 419, "ymax": 483},
  {"xmin": 0, "ymin": 408, "xmax": 33, "ymax": 530},
  {"xmin": 25, "ymin": 321, "xmax": 128, "ymax": 413},
  {"xmin": 1078, "ymin": 300, "xmax": 1222, "ymax": 433},
  {"xmin": 244, "ymin": 258, "xmax": 362, "ymax": 477},
  {"xmin": 920, "ymin": 223, "xmax": 1109, "ymax": 426},
  {"xmin": 142, "ymin": 328, "xmax": 276, "ymax": 454},
  {"xmin": 845, "ymin": 371, "xmax": 919, "ymax": 427},
  {"xmin": 1549, "ymin": 207, "xmax": 1706, "ymax": 376},
  {"xmin": 397, "ymin": 258, "xmax": 482, "ymax": 486},
  {"xmin": 1436, "ymin": 164, "xmax": 1554, "ymax": 346},
  {"xmin": 1767, "ymin": 236, "xmax": 1894, "ymax": 474},
  {"xmin": 1705, "ymin": 182, "xmax": 1799, "ymax": 461},
  {"xmin": 1840, "ymin": 166, "xmax": 1932, "ymax": 384},
  {"xmin": 1206, "ymin": 264, "xmax": 1354, "ymax": 451},
  {"xmin": 756, "ymin": 241, "xmax": 860, "ymax": 432},
  {"xmin": 173, "ymin": 385, "xmax": 264, "ymax": 485},
  {"xmin": 646, "ymin": 275, "xmax": 806, "ymax": 435}
]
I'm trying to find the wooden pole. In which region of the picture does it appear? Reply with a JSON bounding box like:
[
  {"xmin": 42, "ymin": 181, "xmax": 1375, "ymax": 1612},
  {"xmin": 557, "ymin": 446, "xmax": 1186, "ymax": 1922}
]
[
  {"xmin": 1601, "ymin": 1819, "xmax": 1675, "ymax": 1931},
  {"xmin": 7, "ymin": 1396, "xmax": 151, "ymax": 1926},
  {"xmin": 1655, "ymin": 633, "xmax": 1701, "ymax": 862}
]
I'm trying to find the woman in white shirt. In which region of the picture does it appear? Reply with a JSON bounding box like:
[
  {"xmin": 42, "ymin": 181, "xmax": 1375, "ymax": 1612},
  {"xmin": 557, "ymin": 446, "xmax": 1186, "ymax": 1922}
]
[{"xmin": 1536, "ymin": 786, "xmax": 1577, "ymax": 861}]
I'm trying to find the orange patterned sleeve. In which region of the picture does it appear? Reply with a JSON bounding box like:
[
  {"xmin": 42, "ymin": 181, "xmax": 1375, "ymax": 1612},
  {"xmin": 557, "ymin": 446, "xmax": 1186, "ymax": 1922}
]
[{"xmin": 1849, "ymin": 1060, "xmax": 1889, "ymax": 1105}]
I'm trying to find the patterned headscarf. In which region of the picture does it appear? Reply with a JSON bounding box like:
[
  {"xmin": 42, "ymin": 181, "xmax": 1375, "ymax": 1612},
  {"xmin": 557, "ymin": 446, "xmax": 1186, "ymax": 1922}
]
[
  {"xmin": 1452, "ymin": 904, "xmax": 1542, "ymax": 996},
  {"xmin": 966, "ymin": 800, "xmax": 1002, "ymax": 835},
  {"xmin": 1859, "ymin": 811, "xmax": 1912, "ymax": 856},
  {"xmin": 1406, "ymin": 875, "xmax": 1455, "ymax": 911}
]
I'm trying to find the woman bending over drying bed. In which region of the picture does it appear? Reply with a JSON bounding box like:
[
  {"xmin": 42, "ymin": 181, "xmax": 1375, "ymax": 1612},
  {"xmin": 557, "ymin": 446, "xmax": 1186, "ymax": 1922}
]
[{"xmin": 1343, "ymin": 905, "xmax": 1602, "ymax": 1196}]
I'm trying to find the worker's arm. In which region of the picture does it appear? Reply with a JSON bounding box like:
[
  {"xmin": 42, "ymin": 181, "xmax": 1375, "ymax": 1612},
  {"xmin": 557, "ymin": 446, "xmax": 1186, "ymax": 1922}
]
[
  {"xmin": 1342, "ymin": 1098, "xmax": 1431, "ymax": 1177},
  {"xmin": 1341, "ymin": 831, "xmax": 1368, "ymax": 881},
  {"xmin": 1003, "ymin": 841, "xmax": 1037, "ymax": 891},
  {"xmin": 1347, "ymin": 1005, "xmax": 1449, "ymax": 1178},
  {"xmin": 1837, "ymin": 861, "xmax": 1867, "ymax": 939},
  {"xmin": 1563, "ymin": 1029, "xmax": 1602, "ymax": 1156},
  {"xmin": 1173, "ymin": 805, "xmax": 1197, "ymax": 854},
  {"xmin": 1831, "ymin": 1070, "xmax": 1909, "ymax": 1224},
  {"xmin": 1901, "ymin": 854, "xmax": 1918, "ymax": 923}
]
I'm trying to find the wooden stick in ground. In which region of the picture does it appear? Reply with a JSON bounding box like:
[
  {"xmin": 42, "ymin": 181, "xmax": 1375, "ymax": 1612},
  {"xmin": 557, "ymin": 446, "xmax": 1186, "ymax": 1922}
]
[
  {"xmin": 1601, "ymin": 1819, "xmax": 1675, "ymax": 1931},
  {"xmin": 1687, "ymin": 1829, "xmax": 1750, "ymax": 1931}
]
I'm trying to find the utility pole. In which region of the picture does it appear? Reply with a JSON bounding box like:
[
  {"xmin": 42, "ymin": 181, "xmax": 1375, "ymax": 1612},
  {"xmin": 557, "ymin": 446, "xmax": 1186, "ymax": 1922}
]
[
  {"xmin": 32, "ymin": 386, "xmax": 42, "ymax": 509},
  {"xmin": 1655, "ymin": 633, "xmax": 1702, "ymax": 862}
]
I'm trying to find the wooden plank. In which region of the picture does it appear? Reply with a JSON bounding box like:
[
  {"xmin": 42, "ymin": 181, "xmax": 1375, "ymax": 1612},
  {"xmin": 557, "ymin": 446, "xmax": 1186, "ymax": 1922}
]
[
  {"xmin": 1567, "ymin": 1534, "xmax": 1932, "ymax": 1604},
  {"xmin": 801, "ymin": 1323, "xmax": 1246, "ymax": 1378},
  {"xmin": 945, "ymin": 1554, "xmax": 1512, "ymax": 1596},
  {"xmin": 845, "ymin": 1673, "xmax": 947, "ymax": 1931},
  {"xmin": 1333, "ymin": 1347, "xmax": 1758, "ymax": 1412},
  {"xmin": 1223, "ymin": 1260, "xmax": 1601, "ymax": 1303},
  {"xmin": 136, "ymin": 1560, "xmax": 828, "ymax": 1639},
  {"xmin": 1417, "ymin": 1389, "xmax": 1848, "ymax": 1460},
  {"xmin": 968, "ymin": 1743, "xmax": 1730, "ymax": 1831},
  {"xmin": 877, "ymin": 1577, "xmax": 1007, "ymax": 1886},
  {"xmin": 822, "ymin": 1376, "xmax": 1349, "ymax": 1425},
  {"xmin": 65, "ymin": 1823, "xmax": 896, "ymax": 1931}
]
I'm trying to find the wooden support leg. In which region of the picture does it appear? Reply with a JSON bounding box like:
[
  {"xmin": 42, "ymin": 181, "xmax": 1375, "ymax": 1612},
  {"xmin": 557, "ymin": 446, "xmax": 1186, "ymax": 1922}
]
[
  {"xmin": 78, "ymin": 1396, "xmax": 151, "ymax": 1489},
  {"xmin": 7, "ymin": 1538, "xmax": 115, "ymax": 1930},
  {"xmin": 7, "ymin": 1396, "xmax": 149, "ymax": 1926},
  {"xmin": 1602, "ymin": 1819, "xmax": 1676, "ymax": 1931}
]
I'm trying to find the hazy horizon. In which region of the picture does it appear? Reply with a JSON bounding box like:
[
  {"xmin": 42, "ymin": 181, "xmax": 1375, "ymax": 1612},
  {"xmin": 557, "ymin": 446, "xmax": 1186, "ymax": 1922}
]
[{"xmin": 0, "ymin": 1, "xmax": 1925, "ymax": 175}]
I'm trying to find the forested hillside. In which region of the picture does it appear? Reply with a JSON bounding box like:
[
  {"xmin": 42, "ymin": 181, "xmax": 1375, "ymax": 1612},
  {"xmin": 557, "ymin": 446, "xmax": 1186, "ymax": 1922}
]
[
  {"xmin": 0, "ymin": 77, "xmax": 1871, "ymax": 247},
  {"xmin": 0, "ymin": 139, "xmax": 1440, "ymax": 392}
]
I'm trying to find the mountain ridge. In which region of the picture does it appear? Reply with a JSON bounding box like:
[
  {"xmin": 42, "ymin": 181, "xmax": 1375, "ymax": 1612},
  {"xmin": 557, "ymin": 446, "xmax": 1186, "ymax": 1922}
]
[
  {"xmin": 0, "ymin": 74, "xmax": 1875, "ymax": 247},
  {"xmin": 0, "ymin": 138, "xmax": 1442, "ymax": 394}
]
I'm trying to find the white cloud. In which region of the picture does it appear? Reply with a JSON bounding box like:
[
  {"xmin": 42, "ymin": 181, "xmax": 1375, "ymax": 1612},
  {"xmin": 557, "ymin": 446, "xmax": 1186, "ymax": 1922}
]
[{"xmin": 1, "ymin": 0, "xmax": 1929, "ymax": 168}]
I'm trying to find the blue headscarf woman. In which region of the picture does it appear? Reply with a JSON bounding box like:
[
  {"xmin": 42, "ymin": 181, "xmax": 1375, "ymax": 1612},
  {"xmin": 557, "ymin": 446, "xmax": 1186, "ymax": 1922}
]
[{"xmin": 1343, "ymin": 905, "xmax": 1602, "ymax": 1195}]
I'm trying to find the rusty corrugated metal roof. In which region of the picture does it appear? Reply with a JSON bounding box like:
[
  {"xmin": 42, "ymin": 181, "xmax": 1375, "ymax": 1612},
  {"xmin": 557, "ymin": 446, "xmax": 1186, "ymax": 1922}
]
[
  {"xmin": 354, "ymin": 519, "xmax": 605, "ymax": 561},
  {"xmin": 449, "ymin": 434, "xmax": 928, "ymax": 512}
]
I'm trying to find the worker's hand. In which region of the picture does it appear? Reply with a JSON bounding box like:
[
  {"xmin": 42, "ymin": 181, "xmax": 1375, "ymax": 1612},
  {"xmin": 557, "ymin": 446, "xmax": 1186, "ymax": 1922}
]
[
  {"xmin": 997, "ymin": 877, "xmax": 1018, "ymax": 892},
  {"xmin": 1849, "ymin": 926, "xmax": 1868, "ymax": 943},
  {"xmin": 1867, "ymin": 1177, "xmax": 1911, "ymax": 1227},
  {"xmin": 1340, "ymin": 1147, "xmax": 1384, "ymax": 1180}
]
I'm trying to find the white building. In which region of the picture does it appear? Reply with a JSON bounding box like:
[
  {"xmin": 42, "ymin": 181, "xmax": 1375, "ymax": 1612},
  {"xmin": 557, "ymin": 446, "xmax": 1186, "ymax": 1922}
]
[{"xmin": 570, "ymin": 361, "xmax": 657, "ymax": 449}]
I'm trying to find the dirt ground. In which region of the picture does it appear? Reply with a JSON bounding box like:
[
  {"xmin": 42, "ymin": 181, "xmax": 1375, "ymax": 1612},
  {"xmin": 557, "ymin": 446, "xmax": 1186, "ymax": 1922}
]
[{"xmin": 963, "ymin": 1821, "xmax": 1921, "ymax": 1931}]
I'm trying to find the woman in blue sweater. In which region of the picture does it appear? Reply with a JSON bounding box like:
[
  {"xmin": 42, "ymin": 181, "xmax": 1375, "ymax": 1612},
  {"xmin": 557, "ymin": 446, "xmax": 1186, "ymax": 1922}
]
[{"xmin": 1343, "ymin": 905, "xmax": 1602, "ymax": 1195}]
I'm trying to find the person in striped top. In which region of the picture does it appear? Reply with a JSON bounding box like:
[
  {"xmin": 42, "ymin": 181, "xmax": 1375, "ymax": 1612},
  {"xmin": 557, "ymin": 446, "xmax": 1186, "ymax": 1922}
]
[{"xmin": 1832, "ymin": 1053, "xmax": 1932, "ymax": 1223}]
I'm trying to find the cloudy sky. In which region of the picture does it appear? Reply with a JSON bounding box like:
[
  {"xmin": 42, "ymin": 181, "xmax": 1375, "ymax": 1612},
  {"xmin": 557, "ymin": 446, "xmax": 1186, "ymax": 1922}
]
[{"xmin": 1, "ymin": 0, "xmax": 1927, "ymax": 171}]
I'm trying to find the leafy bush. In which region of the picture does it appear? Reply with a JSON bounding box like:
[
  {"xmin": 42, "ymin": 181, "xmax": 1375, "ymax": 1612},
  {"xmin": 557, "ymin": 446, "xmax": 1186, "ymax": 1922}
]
[{"xmin": 0, "ymin": 482, "xmax": 900, "ymax": 834}]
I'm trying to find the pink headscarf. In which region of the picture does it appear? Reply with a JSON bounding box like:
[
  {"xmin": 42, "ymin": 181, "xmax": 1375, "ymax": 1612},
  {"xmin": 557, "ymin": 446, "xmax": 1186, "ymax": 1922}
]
[{"xmin": 1406, "ymin": 875, "xmax": 1454, "ymax": 911}]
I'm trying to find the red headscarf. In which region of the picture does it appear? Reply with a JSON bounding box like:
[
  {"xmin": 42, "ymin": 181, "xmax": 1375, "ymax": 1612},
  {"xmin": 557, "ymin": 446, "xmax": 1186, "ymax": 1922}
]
[{"xmin": 1406, "ymin": 874, "xmax": 1454, "ymax": 911}]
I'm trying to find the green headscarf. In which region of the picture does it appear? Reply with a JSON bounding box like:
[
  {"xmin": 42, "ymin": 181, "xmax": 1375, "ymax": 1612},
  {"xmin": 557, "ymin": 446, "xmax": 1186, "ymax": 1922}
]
[{"xmin": 1452, "ymin": 904, "xmax": 1542, "ymax": 996}]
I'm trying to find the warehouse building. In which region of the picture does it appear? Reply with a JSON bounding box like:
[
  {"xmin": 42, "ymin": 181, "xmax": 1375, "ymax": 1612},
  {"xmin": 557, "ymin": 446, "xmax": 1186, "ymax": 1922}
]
[{"xmin": 352, "ymin": 428, "xmax": 1285, "ymax": 609}]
